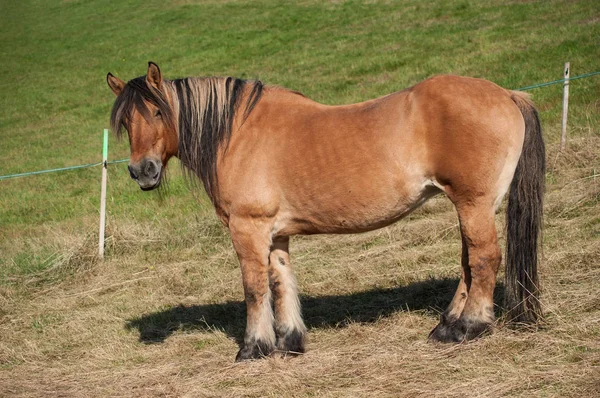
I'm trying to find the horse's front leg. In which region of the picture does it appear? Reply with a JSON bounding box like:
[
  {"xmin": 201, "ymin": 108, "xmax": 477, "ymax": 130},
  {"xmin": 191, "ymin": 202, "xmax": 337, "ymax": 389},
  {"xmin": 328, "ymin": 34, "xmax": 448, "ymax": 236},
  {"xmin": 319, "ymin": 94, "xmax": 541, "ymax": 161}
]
[
  {"xmin": 269, "ymin": 237, "xmax": 306, "ymax": 355},
  {"xmin": 229, "ymin": 217, "xmax": 276, "ymax": 361}
]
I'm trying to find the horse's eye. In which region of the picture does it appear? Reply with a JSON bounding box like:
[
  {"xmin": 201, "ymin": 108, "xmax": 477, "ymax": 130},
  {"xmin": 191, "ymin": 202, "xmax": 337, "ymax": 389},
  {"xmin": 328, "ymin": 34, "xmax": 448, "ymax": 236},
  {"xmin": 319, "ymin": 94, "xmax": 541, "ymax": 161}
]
[{"xmin": 154, "ymin": 110, "xmax": 162, "ymax": 118}]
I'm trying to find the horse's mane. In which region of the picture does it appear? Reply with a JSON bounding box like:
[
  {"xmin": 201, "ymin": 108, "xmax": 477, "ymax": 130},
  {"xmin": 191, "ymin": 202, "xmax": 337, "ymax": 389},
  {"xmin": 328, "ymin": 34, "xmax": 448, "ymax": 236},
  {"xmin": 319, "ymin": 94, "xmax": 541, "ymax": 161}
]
[
  {"xmin": 110, "ymin": 75, "xmax": 264, "ymax": 204},
  {"xmin": 172, "ymin": 77, "xmax": 263, "ymax": 203}
]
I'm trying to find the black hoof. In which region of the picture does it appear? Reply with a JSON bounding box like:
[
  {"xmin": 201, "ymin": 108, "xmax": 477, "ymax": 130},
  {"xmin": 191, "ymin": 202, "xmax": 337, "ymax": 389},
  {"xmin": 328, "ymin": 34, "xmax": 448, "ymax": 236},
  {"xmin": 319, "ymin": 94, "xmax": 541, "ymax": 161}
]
[
  {"xmin": 276, "ymin": 329, "xmax": 306, "ymax": 356},
  {"xmin": 428, "ymin": 313, "xmax": 491, "ymax": 343},
  {"xmin": 235, "ymin": 340, "xmax": 275, "ymax": 362}
]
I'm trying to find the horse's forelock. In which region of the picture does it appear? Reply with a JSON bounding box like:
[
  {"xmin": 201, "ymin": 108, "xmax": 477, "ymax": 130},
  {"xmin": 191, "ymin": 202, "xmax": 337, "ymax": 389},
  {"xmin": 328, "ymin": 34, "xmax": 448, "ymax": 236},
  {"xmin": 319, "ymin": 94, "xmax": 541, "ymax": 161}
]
[{"xmin": 110, "ymin": 76, "xmax": 175, "ymax": 139}]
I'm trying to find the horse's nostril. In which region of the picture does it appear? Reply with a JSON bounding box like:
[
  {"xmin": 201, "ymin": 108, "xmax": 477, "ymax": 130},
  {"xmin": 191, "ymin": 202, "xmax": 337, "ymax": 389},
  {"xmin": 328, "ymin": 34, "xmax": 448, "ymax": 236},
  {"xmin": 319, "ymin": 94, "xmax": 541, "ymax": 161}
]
[
  {"xmin": 144, "ymin": 159, "xmax": 161, "ymax": 180},
  {"xmin": 128, "ymin": 165, "xmax": 139, "ymax": 180},
  {"xmin": 145, "ymin": 160, "xmax": 156, "ymax": 176}
]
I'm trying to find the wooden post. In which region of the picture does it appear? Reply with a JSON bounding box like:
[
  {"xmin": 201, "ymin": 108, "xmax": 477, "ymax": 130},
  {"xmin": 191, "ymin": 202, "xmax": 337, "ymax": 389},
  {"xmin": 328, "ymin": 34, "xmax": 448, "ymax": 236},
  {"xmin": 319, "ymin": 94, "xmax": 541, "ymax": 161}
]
[
  {"xmin": 98, "ymin": 129, "xmax": 109, "ymax": 259},
  {"xmin": 560, "ymin": 62, "xmax": 570, "ymax": 151}
]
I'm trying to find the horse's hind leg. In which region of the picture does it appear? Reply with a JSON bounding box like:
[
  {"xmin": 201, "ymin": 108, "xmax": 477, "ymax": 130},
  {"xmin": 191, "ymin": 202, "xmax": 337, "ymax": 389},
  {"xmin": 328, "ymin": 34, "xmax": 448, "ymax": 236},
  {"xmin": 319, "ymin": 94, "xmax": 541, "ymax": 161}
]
[
  {"xmin": 229, "ymin": 218, "xmax": 276, "ymax": 361},
  {"xmin": 430, "ymin": 200, "xmax": 501, "ymax": 342},
  {"xmin": 429, "ymin": 234, "xmax": 470, "ymax": 338},
  {"xmin": 268, "ymin": 237, "xmax": 307, "ymax": 355}
]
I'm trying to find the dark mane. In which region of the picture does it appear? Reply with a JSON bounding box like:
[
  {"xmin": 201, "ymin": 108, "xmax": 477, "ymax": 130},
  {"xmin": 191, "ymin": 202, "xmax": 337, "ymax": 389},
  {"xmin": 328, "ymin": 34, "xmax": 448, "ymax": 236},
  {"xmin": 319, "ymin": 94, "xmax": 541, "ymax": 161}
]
[
  {"xmin": 110, "ymin": 74, "xmax": 264, "ymax": 204},
  {"xmin": 173, "ymin": 77, "xmax": 263, "ymax": 204}
]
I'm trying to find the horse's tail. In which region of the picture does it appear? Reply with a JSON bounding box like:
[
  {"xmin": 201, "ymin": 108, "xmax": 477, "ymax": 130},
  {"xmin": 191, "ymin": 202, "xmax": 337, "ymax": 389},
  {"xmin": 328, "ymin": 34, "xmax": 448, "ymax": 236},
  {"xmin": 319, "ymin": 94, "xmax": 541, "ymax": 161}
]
[{"xmin": 504, "ymin": 91, "xmax": 545, "ymax": 324}]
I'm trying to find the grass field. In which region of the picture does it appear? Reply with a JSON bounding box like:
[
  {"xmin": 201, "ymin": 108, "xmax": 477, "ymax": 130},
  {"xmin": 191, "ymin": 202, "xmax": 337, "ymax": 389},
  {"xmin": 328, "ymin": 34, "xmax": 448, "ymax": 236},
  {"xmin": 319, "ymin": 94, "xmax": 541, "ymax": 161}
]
[{"xmin": 1, "ymin": 0, "xmax": 599, "ymax": 396}]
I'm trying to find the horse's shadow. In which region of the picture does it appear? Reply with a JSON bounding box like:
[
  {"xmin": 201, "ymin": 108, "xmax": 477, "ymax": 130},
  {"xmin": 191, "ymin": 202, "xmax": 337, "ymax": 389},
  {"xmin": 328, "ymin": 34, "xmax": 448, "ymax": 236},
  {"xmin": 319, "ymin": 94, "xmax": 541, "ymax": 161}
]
[{"xmin": 125, "ymin": 278, "xmax": 505, "ymax": 344}]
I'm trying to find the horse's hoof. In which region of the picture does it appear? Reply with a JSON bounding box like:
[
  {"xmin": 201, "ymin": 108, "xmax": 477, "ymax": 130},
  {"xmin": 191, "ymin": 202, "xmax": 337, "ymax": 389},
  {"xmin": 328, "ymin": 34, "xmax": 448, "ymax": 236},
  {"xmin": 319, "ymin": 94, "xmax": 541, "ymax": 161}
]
[
  {"xmin": 428, "ymin": 314, "xmax": 491, "ymax": 343},
  {"xmin": 235, "ymin": 340, "xmax": 274, "ymax": 362},
  {"xmin": 276, "ymin": 329, "xmax": 306, "ymax": 356},
  {"xmin": 428, "ymin": 317, "xmax": 465, "ymax": 343}
]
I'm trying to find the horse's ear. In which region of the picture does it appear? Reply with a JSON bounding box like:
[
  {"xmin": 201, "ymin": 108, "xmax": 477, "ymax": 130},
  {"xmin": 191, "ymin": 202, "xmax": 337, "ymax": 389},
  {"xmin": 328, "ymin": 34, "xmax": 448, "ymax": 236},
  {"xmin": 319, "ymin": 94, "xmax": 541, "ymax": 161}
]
[
  {"xmin": 107, "ymin": 73, "xmax": 126, "ymax": 96},
  {"xmin": 146, "ymin": 61, "xmax": 162, "ymax": 89}
]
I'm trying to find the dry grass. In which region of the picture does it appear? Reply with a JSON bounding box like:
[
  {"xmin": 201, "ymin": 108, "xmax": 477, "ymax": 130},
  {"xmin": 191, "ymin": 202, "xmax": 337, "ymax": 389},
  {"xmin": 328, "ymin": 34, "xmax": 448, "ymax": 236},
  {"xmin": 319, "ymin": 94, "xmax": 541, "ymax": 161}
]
[{"xmin": 1, "ymin": 137, "xmax": 599, "ymax": 397}]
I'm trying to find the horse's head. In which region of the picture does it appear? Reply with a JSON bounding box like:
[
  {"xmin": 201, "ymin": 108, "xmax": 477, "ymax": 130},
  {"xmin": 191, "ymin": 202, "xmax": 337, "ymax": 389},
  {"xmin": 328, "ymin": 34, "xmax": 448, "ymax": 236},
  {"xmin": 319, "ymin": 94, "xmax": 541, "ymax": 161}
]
[{"xmin": 107, "ymin": 62, "xmax": 178, "ymax": 191}]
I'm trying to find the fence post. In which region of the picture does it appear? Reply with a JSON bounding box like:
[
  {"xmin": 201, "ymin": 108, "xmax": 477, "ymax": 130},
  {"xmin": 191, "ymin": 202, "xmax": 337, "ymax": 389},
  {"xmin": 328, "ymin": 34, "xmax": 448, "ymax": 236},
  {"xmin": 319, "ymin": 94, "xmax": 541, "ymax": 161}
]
[
  {"xmin": 560, "ymin": 62, "xmax": 570, "ymax": 151},
  {"xmin": 98, "ymin": 129, "xmax": 109, "ymax": 259}
]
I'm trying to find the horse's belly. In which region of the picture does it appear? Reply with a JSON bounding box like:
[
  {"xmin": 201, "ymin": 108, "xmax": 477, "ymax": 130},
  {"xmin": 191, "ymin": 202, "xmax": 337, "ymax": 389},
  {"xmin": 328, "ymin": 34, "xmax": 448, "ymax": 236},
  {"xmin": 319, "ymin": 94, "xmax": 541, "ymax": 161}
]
[{"xmin": 274, "ymin": 181, "xmax": 441, "ymax": 236}]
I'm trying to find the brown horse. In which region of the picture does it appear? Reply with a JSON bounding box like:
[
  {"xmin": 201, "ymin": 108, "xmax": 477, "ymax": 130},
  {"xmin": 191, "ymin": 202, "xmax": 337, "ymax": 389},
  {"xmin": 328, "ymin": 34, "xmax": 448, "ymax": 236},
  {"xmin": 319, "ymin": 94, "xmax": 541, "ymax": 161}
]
[{"xmin": 107, "ymin": 62, "xmax": 544, "ymax": 361}]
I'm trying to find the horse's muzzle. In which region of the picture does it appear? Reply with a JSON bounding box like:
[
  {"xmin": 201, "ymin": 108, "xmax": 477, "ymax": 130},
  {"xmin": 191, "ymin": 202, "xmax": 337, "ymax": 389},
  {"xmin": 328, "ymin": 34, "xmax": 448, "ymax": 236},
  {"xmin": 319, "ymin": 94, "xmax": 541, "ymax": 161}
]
[{"xmin": 128, "ymin": 158, "xmax": 162, "ymax": 191}]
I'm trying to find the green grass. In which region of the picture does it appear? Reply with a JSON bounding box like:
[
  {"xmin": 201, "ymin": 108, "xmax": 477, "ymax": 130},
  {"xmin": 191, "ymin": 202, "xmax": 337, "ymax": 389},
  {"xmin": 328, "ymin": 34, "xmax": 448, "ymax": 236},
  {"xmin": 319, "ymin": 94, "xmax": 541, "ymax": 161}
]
[
  {"xmin": 1, "ymin": 1, "xmax": 600, "ymax": 396},
  {"xmin": 0, "ymin": 0, "xmax": 598, "ymax": 235}
]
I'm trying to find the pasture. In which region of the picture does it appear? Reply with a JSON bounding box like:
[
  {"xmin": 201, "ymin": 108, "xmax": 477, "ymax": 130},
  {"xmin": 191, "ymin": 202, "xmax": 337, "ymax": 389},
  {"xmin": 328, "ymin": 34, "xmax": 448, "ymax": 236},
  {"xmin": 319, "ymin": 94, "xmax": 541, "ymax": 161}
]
[{"xmin": 1, "ymin": 0, "xmax": 599, "ymax": 396}]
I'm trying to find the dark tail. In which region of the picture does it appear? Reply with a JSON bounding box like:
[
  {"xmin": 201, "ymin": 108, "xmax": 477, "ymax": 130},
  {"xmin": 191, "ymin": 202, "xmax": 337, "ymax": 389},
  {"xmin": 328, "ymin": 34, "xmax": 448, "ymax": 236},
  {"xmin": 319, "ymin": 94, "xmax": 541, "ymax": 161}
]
[{"xmin": 505, "ymin": 91, "xmax": 545, "ymax": 324}]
